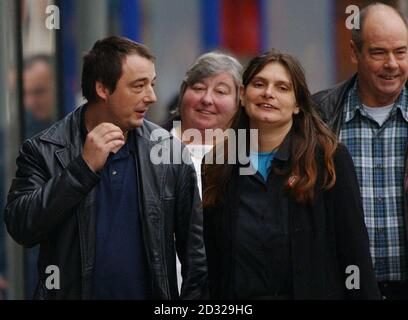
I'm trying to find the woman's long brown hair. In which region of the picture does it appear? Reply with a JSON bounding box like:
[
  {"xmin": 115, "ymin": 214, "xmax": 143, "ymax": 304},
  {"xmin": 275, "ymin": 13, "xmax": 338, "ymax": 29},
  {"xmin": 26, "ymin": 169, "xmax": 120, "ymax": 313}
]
[{"xmin": 202, "ymin": 50, "xmax": 338, "ymax": 207}]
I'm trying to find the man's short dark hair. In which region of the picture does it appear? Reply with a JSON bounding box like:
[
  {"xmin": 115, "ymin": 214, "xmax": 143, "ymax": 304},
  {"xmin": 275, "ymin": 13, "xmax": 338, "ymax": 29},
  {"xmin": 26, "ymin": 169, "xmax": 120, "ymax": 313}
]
[
  {"xmin": 81, "ymin": 36, "xmax": 155, "ymax": 103},
  {"xmin": 352, "ymin": 2, "xmax": 408, "ymax": 52}
]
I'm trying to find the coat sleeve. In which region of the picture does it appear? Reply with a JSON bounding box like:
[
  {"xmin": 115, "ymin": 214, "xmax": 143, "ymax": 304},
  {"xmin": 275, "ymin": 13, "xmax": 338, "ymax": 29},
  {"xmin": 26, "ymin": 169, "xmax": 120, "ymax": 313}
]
[
  {"xmin": 4, "ymin": 139, "xmax": 99, "ymax": 247},
  {"xmin": 328, "ymin": 144, "xmax": 381, "ymax": 299},
  {"xmin": 175, "ymin": 160, "xmax": 208, "ymax": 299}
]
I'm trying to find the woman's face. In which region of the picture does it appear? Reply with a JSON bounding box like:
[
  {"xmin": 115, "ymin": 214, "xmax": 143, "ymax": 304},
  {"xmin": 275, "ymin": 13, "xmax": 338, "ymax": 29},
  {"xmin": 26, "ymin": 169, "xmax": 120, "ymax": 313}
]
[
  {"xmin": 180, "ymin": 72, "xmax": 238, "ymax": 132},
  {"xmin": 241, "ymin": 62, "xmax": 299, "ymax": 129}
]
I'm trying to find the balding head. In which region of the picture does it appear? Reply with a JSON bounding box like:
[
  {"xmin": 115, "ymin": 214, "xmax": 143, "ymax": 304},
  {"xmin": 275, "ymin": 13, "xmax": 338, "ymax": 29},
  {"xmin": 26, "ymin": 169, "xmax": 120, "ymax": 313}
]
[
  {"xmin": 350, "ymin": 3, "xmax": 408, "ymax": 106},
  {"xmin": 352, "ymin": 3, "xmax": 408, "ymax": 52}
]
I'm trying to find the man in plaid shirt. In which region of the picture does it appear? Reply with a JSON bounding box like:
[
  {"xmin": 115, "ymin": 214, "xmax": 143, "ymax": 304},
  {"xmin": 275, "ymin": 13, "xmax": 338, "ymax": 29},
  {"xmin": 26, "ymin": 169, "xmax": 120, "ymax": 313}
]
[{"xmin": 313, "ymin": 3, "xmax": 408, "ymax": 299}]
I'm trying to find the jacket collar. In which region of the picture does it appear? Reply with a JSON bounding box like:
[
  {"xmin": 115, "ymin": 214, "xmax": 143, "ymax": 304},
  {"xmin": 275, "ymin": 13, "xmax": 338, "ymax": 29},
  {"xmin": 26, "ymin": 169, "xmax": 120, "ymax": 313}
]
[
  {"xmin": 343, "ymin": 79, "xmax": 408, "ymax": 124},
  {"xmin": 313, "ymin": 73, "xmax": 408, "ymax": 138},
  {"xmin": 38, "ymin": 104, "xmax": 169, "ymax": 147},
  {"xmin": 274, "ymin": 129, "xmax": 292, "ymax": 162},
  {"xmin": 314, "ymin": 74, "xmax": 357, "ymax": 135},
  {"xmin": 38, "ymin": 104, "xmax": 85, "ymax": 147}
]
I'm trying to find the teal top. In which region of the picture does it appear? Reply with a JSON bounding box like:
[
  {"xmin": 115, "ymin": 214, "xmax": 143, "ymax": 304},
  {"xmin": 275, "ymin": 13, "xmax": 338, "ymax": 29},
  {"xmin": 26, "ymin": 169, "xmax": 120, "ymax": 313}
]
[{"xmin": 249, "ymin": 151, "xmax": 277, "ymax": 181}]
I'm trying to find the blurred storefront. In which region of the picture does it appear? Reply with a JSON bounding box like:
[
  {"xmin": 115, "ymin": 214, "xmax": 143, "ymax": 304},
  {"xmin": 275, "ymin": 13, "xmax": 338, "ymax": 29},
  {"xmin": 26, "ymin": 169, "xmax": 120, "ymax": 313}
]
[{"xmin": 0, "ymin": 0, "xmax": 406, "ymax": 300}]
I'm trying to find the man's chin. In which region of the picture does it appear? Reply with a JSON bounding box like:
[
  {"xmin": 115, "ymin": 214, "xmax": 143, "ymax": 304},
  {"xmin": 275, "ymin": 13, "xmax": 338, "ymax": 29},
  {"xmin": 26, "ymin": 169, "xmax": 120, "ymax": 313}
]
[
  {"xmin": 129, "ymin": 119, "xmax": 144, "ymax": 129},
  {"xmin": 377, "ymin": 79, "xmax": 404, "ymax": 90},
  {"xmin": 378, "ymin": 87, "xmax": 404, "ymax": 99}
]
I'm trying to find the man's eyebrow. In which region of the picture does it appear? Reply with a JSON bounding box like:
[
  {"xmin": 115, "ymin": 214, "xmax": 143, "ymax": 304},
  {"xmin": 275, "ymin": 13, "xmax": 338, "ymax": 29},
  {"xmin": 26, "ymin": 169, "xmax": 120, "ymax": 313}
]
[
  {"xmin": 369, "ymin": 46, "xmax": 408, "ymax": 51},
  {"xmin": 129, "ymin": 76, "xmax": 156, "ymax": 85}
]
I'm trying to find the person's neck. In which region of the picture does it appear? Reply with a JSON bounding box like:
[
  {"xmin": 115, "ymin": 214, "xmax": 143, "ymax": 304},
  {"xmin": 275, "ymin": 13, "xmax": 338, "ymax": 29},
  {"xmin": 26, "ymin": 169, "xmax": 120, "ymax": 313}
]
[
  {"xmin": 180, "ymin": 124, "xmax": 213, "ymax": 145},
  {"xmin": 85, "ymin": 102, "xmax": 128, "ymax": 139},
  {"xmin": 251, "ymin": 120, "xmax": 292, "ymax": 153},
  {"xmin": 357, "ymin": 82, "xmax": 400, "ymax": 107}
]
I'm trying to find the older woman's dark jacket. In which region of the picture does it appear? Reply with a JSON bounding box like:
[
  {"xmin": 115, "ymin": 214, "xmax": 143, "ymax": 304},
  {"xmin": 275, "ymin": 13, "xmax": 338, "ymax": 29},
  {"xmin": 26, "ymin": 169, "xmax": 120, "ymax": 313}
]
[{"xmin": 202, "ymin": 134, "xmax": 381, "ymax": 300}]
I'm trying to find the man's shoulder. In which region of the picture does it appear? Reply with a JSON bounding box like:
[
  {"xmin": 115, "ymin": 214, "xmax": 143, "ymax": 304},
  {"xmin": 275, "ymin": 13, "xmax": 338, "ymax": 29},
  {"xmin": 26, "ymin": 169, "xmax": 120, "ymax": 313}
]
[
  {"xmin": 138, "ymin": 119, "xmax": 185, "ymax": 148},
  {"xmin": 24, "ymin": 106, "xmax": 82, "ymax": 149},
  {"xmin": 135, "ymin": 120, "xmax": 195, "ymax": 179},
  {"xmin": 137, "ymin": 119, "xmax": 167, "ymax": 138},
  {"xmin": 142, "ymin": 118, "xmax": 163, "ymax": 132},
  {"xmin": 312, "ymin": 75, "xmax": 356, "ymax": 106},
  {"xmin": 136, "ymin": 119, "xmax": 189, "ymax": 161},
  {"xmin": 38, "ymin": 107, "xmax": 82, "ymax": 142},
  {"xmin": 311, "ymin": 75, "xmax": 357, "ymax": 124}
]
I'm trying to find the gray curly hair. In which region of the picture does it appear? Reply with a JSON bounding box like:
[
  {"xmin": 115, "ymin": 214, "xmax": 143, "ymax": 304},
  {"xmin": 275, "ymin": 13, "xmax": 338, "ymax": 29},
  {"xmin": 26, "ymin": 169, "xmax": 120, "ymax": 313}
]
[{"xmin": 175, "ymin": 51, "xmax": 243, "ymax": 116}]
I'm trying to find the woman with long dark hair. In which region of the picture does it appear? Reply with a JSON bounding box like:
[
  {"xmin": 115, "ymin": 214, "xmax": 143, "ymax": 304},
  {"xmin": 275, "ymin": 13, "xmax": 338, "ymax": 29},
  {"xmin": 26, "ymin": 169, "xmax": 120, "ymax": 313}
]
[{"xmin": 202, "ymin": 50, "xmax": 380, "ymax": 299}]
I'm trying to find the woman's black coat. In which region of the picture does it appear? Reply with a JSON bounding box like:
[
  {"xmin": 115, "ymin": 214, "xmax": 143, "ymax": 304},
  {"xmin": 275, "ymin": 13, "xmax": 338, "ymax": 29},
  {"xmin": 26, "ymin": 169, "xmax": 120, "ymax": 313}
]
[{"xmin": 203, "ymin": 140, "xmax": 381, "ymax": 300}]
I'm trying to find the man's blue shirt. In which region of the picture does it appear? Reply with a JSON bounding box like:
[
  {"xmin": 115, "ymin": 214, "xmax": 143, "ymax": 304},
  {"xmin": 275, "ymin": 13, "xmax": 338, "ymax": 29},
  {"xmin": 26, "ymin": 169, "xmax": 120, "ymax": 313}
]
[{"xmin": 92, "ymin": 131, "xmax": 151, "ymax": 299}]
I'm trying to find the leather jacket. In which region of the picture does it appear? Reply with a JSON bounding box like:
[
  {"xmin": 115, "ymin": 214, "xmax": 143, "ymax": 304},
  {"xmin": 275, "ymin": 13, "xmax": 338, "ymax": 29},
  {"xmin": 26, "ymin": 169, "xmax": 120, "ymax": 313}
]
[
  {"xmin": 4, "ymin": 105, "xmax": 207, "ymax": 300},
  {"xmin": 311, "ymin": 75, "xmax": 357, "ymax": 135}
]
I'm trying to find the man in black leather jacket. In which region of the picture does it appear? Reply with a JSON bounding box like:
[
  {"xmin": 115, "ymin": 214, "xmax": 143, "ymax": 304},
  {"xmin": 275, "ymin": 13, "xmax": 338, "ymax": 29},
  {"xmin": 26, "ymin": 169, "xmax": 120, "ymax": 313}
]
[
  {"xmin": 313, "ymin": 4, "xmax": 408, "ymax": 299},
  {"xmin": 4, "ymin": 36, "xmax": 207, "ymax": 300}
]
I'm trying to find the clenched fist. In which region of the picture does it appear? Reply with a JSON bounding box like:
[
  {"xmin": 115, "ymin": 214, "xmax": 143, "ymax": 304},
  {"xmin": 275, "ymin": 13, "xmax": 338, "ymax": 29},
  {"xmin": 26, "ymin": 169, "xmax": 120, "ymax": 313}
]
[{"xmin": 82, "ymin": 123, "xmax": 125, "ymax": 172}]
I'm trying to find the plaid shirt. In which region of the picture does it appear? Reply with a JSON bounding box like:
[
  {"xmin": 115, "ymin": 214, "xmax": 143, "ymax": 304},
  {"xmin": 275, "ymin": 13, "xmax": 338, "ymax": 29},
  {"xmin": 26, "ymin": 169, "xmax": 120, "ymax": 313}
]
[{"xmin": 339, "ymin": 82, "xmax": 408, "ymax": 281}]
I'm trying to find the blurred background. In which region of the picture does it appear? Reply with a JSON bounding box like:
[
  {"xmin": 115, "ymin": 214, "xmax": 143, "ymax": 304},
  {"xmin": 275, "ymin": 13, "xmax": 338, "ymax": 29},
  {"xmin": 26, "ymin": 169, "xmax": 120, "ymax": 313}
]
[{"xmin": 0, "ymin": 0, "xmax": 406, "ymax": 299}]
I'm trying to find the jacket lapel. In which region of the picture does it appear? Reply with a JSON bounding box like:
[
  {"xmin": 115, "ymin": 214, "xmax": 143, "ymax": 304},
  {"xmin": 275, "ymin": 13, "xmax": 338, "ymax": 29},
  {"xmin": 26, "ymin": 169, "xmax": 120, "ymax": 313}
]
[
  {"xmin": 134, "ymin": 128, "xmax": 170, "ymax": 297},
  {"xmin": 38, "ymin": 105, "xmax": 96, "ymax": 298}
]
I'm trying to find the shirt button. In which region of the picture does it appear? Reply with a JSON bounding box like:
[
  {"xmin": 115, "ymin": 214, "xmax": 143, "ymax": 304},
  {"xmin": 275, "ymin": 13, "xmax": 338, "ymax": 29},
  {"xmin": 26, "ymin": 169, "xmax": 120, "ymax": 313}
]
[
  {"xmin": 376, "ymin": 196, "xmax": 384, "ymax": 204},
  {"xmin": 112, "ymin": 170, "xmax": 117, "ymax": 176}
]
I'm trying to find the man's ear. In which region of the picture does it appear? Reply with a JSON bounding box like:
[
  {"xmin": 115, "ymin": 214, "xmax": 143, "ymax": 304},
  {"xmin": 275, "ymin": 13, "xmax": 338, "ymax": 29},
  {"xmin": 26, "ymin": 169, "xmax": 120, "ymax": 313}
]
[
  {"xmin": 95, "ymin": 81, "xmax": 110, "ymax": 101},
  {"xmin": 350, "ymin": 40, "xmax": 359, "ymax": 65}
]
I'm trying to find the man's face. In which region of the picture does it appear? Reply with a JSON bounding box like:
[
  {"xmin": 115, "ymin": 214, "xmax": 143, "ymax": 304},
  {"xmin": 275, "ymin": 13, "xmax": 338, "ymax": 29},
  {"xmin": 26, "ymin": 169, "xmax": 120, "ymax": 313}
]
[
  {"xmin": 351, "ymin": 9, "xmax": 408, "ymax": 106},
  {"xmin": 102, "ymin": 54, "xmax": 157, "ymax": 131},
  {"xmin": 23, "ymin": 61, "xmax": 55, "ymax": 120}
]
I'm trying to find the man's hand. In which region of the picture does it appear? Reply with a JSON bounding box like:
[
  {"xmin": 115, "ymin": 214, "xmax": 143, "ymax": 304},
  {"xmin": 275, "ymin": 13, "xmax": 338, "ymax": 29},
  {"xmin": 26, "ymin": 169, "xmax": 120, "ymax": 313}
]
[{"xmin": 82, "ymin": 123, "xmax": 125, "ymax": 172}]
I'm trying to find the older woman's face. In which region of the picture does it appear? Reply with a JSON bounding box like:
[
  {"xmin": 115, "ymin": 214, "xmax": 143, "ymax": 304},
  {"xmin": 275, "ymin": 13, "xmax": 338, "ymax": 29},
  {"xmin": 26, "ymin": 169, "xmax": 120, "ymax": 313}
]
[{"xmin": 180, "ymin": 72, "xmax": 237, "ymax": 132}]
